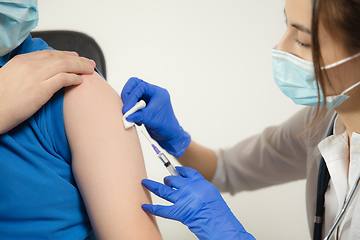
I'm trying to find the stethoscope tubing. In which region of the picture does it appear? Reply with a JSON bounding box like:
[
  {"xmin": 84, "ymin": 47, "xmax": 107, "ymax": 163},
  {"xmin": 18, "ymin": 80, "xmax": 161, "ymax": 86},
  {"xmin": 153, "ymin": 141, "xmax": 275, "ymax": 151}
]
[{"xmin": 324, "ymin": 175, "xmax": 360, "ymax": 240}]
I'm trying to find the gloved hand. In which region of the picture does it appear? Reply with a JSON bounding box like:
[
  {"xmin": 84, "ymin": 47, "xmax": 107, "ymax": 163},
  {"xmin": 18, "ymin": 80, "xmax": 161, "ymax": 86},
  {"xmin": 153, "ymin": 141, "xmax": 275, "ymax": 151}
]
[
  {"xmin": 121, "ymin": 77, "xmax": 191, "ymax": 158},
  {"xmin": 142, "ymin": 167, "xmax": 256, "ymax": 240}
]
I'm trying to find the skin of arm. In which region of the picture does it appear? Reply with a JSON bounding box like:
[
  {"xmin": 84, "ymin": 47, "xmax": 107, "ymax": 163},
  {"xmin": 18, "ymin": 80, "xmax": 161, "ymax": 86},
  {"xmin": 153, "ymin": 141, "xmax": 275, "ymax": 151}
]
[
  {"xmin": 63, "ymin": 72, "xmax": 162, "ymax": 240},
  {"xmin": 178, "ymin": 141, "xmax": 218, "ymax": 182}
]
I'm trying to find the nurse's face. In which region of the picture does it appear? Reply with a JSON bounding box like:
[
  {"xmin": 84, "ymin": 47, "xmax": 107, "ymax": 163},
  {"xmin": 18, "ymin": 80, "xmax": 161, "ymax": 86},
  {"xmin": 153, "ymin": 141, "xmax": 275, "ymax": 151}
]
[
  {"xmin": 276, "ymin": 0, "xmax": 312, "ymax": 61},
  {"xmin": 277, "ymin": 0, "xmax": 351, "ymax": 64},
  {"xmin": 277, "ymin": 0, "xmax": 360, "ymax": 96}
]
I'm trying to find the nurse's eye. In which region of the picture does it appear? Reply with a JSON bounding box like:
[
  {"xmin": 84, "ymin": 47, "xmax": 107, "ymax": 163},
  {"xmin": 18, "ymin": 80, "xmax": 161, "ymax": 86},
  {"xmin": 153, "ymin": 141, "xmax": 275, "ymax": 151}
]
[{"xmin": 296, "ymin": 39, "xmax": 311, "ymax": 48}]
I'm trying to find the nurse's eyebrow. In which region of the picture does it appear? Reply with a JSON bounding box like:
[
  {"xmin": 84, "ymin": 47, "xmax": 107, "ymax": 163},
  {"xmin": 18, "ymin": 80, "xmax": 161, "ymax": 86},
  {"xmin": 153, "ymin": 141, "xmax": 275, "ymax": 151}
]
[
  {"xmin": 284, "ymin": 9, "xmax": 311, "ymax": 34},
  {"xmin": 292, "ymin": 24, "xmax": 311, "ymax": 34}
]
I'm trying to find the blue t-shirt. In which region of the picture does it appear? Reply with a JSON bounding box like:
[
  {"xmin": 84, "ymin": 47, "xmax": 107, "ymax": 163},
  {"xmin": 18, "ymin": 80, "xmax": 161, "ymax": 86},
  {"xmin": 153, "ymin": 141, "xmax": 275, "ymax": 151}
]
[{"xmin": 0, "ymin": 35, "xmax": 92, "ymax": 239}]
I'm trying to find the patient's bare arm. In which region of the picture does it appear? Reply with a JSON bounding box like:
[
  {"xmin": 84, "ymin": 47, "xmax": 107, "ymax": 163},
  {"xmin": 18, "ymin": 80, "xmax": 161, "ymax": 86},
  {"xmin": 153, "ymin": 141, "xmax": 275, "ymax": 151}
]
[{"xmin": 63, "ymin": 73, "xmax": 162, "ymax": 239}]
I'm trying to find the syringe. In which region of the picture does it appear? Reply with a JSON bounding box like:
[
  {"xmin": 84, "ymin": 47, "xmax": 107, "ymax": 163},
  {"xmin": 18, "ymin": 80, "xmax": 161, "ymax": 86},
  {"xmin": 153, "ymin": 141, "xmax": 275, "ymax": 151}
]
[{"xmin": 141, "ymin": 131, "xmax": 180, "ymax": 176}]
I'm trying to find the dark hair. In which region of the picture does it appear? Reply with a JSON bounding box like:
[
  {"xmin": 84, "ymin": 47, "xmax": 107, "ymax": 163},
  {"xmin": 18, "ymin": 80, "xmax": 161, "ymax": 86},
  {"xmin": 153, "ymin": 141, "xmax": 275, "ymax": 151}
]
[{"xmin": 311, "ymin": 0, "xmax": 360, "ymax": 121}]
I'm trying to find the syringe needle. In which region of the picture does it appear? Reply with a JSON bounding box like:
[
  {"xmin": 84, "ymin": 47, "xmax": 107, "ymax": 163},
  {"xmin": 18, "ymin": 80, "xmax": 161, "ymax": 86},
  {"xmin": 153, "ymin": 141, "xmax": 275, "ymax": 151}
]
[{"xmin": 141, "ymin": 131, "xmax": 152, "ymax": 144}]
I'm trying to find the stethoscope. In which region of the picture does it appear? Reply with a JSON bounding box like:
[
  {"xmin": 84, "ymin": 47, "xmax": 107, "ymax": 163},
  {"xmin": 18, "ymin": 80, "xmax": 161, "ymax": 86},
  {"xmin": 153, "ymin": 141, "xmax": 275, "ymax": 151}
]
[
  {"xmin": 314, "ymin": 116, "xmax": 360, "ymax": 240},
  {"xmin": 325, "ymin": 176, "xmax": 360, "ymax": 240}
]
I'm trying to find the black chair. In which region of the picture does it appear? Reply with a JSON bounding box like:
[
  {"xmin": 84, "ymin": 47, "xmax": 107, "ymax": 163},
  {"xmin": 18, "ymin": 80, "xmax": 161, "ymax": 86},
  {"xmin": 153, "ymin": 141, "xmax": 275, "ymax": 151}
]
[{"xmin": 31, "ymin": 30, "xmax": 106, "ymax": 79}]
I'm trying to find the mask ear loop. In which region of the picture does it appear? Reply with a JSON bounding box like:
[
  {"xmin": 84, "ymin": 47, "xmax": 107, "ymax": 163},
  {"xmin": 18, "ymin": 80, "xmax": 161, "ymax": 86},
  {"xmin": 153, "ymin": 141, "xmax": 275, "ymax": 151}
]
[
  {"xmin": 340, "ymin": 81, "xmax": 360, "ymax": 95},
  {"xmin": 325, "ymin": 80, "xmax": 360, "ymax": 104},
  {"xmin": 322, "ymin": 52, "xmax": 360, "ymax": 104},
  {"xmin": 322, "ymin": 52, "xmax": 360, "ymax": 70}
]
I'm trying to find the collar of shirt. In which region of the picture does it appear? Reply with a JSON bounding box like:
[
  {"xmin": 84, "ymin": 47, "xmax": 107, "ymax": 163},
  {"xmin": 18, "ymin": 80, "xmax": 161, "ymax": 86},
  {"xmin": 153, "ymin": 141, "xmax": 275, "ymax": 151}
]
[
  {"xmin": 318, "ymin": 115, "xmax": 360, "ymax": 236},
  {"xmin": 0, "ymin": 34, "xmax": 51, "ymax": 67},
  {"xmin": 318, "ymin": 115, "xmax": 349, "ymax": 211}
]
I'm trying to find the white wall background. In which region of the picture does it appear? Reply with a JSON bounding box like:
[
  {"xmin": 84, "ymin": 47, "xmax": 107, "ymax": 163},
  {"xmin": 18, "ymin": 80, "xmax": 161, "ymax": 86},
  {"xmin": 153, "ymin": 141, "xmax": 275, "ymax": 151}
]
[{"xmin": 37, "ymin": 1, "xmax": 309, "ymax": 239}]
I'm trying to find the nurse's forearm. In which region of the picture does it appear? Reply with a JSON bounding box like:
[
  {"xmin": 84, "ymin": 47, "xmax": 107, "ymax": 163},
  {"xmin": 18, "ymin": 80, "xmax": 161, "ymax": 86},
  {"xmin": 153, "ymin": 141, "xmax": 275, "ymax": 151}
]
[{"xmin": 177, "ymin": 140, "xmax": 217, "ymax": 181}]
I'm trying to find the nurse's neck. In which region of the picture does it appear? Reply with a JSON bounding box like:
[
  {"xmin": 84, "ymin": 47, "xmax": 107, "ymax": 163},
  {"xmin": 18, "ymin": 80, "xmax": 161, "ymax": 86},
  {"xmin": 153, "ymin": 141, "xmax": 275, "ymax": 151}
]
[{"xmin": 335, "ymin": 91, "xmax": 360, "ymax": 145}]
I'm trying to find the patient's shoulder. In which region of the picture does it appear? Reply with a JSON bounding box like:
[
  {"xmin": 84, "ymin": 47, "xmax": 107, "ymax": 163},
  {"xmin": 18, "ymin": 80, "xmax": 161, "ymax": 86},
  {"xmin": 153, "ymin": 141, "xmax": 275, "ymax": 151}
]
[
  {"xmin": 63, "ymin": 72, "xmax": 124, "ymax": 129},
  {"xmin": 65, "ymin": 72, "xmax": 121, "ymax": 107}
]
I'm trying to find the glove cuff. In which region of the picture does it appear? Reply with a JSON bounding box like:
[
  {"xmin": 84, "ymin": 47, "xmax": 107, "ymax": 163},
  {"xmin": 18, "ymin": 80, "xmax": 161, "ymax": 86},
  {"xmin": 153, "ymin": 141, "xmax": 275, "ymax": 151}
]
[{"xmin": 166, "ymin": 128, "xmax": 191, "ymax": 158}]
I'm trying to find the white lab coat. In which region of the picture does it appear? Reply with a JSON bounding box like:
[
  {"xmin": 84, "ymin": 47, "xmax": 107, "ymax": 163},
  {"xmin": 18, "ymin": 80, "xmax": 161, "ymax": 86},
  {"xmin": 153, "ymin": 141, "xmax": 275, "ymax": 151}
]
[{"xmin": 212, "ymin": 107, "xmax": 360, "ymax": 239}]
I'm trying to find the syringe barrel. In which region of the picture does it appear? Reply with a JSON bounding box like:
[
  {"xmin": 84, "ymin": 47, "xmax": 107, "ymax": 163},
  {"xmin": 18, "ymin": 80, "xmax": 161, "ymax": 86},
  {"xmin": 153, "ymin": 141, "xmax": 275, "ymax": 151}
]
[
  {"xmin": 158, "ymin": 153, "xmax": 179, "ymax": 176},
  {"xmin": 157, "ymin": 153, "xmax": 168, "ymax": 164},
  {"xmin": 166, "ymin": 164, "xmax": 180, "ymax": 176}
]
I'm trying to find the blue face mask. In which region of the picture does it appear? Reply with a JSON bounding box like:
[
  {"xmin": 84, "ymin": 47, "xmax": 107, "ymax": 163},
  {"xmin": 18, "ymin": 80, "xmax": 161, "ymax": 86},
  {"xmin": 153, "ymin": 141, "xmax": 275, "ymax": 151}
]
[
  {"xmin": 0, "ymin": 0, "xmax": 39, "ymax": 56},
  {"xmin": 272, "ymin": 48, "xmax": 360, "ymax": 108}
]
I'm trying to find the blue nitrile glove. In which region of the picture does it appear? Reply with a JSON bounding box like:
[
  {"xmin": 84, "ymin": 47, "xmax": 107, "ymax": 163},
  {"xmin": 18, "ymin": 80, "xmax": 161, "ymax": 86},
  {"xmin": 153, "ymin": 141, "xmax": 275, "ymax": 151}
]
[
  {"xmin": 121, "ymin": 77, "xmax": 191, "ymax": 158},
  {"xmin": 142, "ymin": 167, "xmax": 256, "ymax": 240}
]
